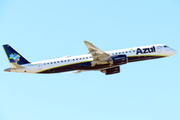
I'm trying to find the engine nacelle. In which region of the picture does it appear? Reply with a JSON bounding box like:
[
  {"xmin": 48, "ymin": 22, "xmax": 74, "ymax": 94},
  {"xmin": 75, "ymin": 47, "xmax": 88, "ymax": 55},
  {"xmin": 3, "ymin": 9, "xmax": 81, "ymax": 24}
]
[
  {"xmin": 109, "ymin": 55, "xmax": 128, "ymax": 66},
  {"xmin": 101, "ymin": 66, "xmax": 120, "ymax": 75}
]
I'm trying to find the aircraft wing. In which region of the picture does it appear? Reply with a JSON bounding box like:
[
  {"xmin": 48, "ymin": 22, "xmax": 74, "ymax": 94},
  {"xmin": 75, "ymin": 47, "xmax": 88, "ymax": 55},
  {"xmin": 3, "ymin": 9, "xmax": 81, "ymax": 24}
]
[{"xmin": 84, "ymin": 41, "xmax": 110, "ymax": 66}]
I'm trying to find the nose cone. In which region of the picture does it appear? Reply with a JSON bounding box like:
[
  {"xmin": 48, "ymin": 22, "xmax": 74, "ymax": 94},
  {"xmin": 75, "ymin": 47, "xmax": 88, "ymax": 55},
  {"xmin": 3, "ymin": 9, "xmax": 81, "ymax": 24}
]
[
  {"xmin": 4, "ymin": 68, "xmax": 11, "ymax": 72},
  {"xmin": 173, "ymin": 49, "xmax": 178, "ymax": 55}
]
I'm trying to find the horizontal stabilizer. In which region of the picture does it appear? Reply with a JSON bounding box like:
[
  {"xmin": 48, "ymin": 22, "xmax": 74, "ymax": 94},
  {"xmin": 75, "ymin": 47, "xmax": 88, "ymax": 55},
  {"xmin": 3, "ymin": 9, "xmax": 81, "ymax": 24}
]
[
  {"xmin": 73, "ymin": 70, "xmax": 87, "ymax": 74},
  {"xmin": 9, "ymin": 63, "xmax": 24, "ymax": 69}
]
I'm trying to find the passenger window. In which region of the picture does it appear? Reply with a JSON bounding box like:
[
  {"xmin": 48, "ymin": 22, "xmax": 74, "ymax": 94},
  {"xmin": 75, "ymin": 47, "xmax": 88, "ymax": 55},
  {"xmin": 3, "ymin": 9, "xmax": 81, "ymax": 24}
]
[
  {"xmin": 51, "ymin": 62, "xmax": 53, "ymax": 64},
  {"xmin": 83, "ymin": 58, "xmax": 85, "ymax": 59},
  {"xmin": 61, "ymin": 61, "xmax": 63, "ymax": 62},
  {"xmin": 47, "ymin": 63, "xmax": 49, "ymax": 64},
  {"xmin": 65, "ymin": 60, "xmax": 66, "ymax": 62},
  {"xmin": 76, "ymin": 58, "xmax": 78, "ymax": 60},
  {"xmin": 54, "ymin": 62, "xmax": 56, "ymax": 64},
  {"xmin": 80, "ymin": 58, "xmax": 81, "ymax": 60},
  {"xmin": 57, "ymin": 61, "xmax": 59, "ymax": 63},
  {"xmin": 112, "ymin": 53, "xmax": 114, "ymax": 55},
  {"xmin": 44, "ymin": 63, "xmax": 46, "ymax": 65},
  {"xmin": 126, "ymin": 51, "xmax": 128, "ymax": 53},
  {"xmin": 73, "ymin": 59, "xmax": 75, "ymax": 61},
  {"xmin": 116, "ymin": 53, "xmax": 117, "ymax": 55},
  {"xmin": 129, "ymin": 51, "xmax": 131, "ymax": 53},
  {"xmin": 68, "ymin": 60, "xmax": 70, "ymax": 61},
  {"xmin": 86, "ymin": 57, "xmax": 88, "ymax": 59},
  {"xmin": 119, "ymin": 52, "xmax": 121, "ymax": 54}
]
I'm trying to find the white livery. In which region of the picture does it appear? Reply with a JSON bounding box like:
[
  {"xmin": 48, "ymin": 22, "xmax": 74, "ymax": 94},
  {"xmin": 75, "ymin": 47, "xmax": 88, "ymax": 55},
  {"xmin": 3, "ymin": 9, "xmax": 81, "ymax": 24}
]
[{"xmin": 3, "ymin": 41, "xmax": 177, "ymax": 75}]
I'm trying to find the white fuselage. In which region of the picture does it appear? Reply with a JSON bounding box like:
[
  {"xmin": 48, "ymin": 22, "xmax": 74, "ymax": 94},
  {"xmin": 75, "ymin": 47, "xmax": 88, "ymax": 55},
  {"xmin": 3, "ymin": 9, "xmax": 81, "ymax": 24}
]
[{"xmin": 8, "ymin": 44, "xmax": 177, "ymax": 74}]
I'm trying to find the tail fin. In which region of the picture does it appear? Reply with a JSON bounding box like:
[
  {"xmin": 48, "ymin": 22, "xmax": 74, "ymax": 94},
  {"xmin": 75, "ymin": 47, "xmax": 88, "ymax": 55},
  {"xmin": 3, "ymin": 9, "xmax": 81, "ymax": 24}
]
[{"xmin": 3, "ymin": 44, "xmax": 30, "ymax": 65}]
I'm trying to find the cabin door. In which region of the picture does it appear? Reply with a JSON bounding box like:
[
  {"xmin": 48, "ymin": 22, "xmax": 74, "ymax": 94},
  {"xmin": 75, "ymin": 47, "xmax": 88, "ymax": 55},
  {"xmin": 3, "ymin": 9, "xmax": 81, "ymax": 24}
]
[
  {"xmin": 38, "ymin": 64, "xmax": 42, "ymax": 70},
  {"xmin": 157, "ymin": 46, "xmax": 161, "ymax": 53}
]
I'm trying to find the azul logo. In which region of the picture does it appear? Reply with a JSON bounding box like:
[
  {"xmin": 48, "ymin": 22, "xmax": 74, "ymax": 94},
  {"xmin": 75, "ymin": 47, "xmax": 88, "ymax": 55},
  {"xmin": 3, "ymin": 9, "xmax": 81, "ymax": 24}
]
[
  {"xmin": 9, "ymin": 53, "xmax": 20, "ymax": 63},
  {"xmin": 136, "ymin": 46, "xmax": 156, "ymax": 55}
]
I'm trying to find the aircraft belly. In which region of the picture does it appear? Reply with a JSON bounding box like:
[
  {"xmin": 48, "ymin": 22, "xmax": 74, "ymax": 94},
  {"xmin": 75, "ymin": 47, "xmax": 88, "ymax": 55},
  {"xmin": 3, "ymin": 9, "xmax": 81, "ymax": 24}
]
[
  {"xmin": 38, "ymin": 62, "xmax": 110, "ymax": 73},
  {"xmin": 38, "ymin": 64, "xmax": 79, "ymax": 73},
  {"xmin": 37, "ymin": 55, "xmax": 167, "ymax": 74},
  {"xmin": 128, "ymin": 55, "xmax": 166, "ymax": 63}
]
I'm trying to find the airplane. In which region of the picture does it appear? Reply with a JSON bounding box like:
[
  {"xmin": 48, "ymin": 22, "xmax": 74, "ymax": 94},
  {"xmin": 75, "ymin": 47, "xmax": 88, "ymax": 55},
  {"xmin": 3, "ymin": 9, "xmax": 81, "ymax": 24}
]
[{"xmin": 3, "ymin": 41, "xmax": 177, "ymax": 75}]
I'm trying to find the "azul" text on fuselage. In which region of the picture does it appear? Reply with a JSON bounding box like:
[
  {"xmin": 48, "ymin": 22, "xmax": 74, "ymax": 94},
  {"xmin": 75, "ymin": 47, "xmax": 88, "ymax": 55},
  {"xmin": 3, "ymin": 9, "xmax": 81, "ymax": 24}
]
[{"xmin": 136, "ymin": 46, "xmax": 156, "ymax": 55}]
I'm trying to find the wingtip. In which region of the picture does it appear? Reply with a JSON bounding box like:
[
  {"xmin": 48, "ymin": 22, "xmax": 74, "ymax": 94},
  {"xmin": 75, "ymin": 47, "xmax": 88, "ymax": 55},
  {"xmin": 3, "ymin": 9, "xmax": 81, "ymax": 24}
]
[{"xmin": 84, "ymin": 40, "xmax": 91, "ymax": 44}]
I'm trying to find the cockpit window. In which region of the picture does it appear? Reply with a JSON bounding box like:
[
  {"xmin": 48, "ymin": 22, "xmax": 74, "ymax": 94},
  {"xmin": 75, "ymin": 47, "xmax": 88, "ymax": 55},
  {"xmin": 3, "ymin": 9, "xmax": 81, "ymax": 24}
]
[{"xmin": 164, "ymin": 45, "xmax": 169, "ymax": 48}]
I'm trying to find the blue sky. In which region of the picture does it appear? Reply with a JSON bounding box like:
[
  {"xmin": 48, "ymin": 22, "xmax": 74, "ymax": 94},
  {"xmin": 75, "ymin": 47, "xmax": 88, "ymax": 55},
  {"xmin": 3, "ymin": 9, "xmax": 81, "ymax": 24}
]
[{"xmin": 0, "ymin": 0, "xmax": 180, "ymax": 120}]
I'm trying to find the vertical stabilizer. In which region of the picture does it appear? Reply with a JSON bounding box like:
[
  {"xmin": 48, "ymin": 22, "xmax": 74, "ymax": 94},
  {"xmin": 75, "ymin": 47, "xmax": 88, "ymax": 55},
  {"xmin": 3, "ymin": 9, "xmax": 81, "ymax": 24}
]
[{"xmin": 3, "ymin": 44, "xmax": 30, "ymax": 65}]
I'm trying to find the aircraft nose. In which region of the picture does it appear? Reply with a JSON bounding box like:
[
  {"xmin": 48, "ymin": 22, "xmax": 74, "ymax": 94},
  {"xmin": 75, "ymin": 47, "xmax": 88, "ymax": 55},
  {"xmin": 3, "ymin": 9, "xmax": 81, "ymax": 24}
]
[
  {"xmin": 171, "ymin": 49, "xmax": 178, "ymax": 55},
  {"xmin": 173, "ymin": 49, "xmax": 178, "ymax": 55}
]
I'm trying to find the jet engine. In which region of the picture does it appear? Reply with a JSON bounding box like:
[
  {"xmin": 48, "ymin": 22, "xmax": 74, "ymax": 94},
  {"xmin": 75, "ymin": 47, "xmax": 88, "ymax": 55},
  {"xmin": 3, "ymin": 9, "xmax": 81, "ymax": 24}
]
[
  {"xmin": 101, "ymin": 66, "xmax": 120, "ymax": 75},
  {"xmin": 109, "ymin": 55, "xmax": 128, "ymax": 66}
]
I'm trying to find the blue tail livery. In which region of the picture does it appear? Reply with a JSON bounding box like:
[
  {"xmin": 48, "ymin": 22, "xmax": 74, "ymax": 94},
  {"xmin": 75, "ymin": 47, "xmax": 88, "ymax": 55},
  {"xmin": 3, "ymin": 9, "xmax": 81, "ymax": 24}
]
[{"xmin": 3, "ymin": 44, "xmax": 30, "ymax": 65}]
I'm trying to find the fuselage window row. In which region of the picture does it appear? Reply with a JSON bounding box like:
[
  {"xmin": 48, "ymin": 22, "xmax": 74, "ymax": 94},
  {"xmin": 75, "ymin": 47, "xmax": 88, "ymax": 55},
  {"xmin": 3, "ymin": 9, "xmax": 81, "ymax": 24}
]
[
  {"xmin": 43, "ymin": 56, "xmax": 93, "ymax": 65},
  {"xmin": 42, "ymin": 50, "xmax": 137, "ymax": 66}
]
